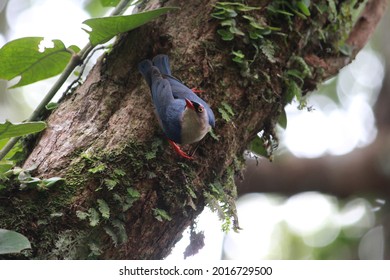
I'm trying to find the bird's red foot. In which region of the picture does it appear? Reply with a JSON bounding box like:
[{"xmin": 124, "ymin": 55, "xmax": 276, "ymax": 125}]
[
  {"xmin": 191, "ymin": 87, "xmax": 205, "ymax": 94},
  {"xmin": 168, "ymin": 139, "xmax": 193, "ymax": 160}
]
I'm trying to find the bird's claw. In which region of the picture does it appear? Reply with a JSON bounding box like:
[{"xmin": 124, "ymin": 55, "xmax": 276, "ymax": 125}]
[
  {"xmin": 168, "ymin": 140, "xmax": 193, "ymax": 160},
  {"xmin": 191, "ymin": 87, "xmax": 205, "ymax": 94}
]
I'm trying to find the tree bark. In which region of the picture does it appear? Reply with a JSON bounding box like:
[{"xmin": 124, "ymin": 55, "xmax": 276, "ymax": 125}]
[{"xmin": 0, "ymin": 0, "xmax": 387, "ymax": 259}]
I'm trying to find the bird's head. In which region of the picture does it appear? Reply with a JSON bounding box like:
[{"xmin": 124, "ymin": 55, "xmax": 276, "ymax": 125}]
[
  {"xmin": 180, "ymin": 98, "xmax": 212, "ymax": 144},
  {"xmin": 184, "ymin": 99, "xmax": 208, "ymax": 124}
]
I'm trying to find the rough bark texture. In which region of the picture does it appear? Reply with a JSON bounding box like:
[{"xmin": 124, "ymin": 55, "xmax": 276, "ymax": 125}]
[{"xmin": 0, "ymin": 0, "xmax": 387, "ymax": 259}]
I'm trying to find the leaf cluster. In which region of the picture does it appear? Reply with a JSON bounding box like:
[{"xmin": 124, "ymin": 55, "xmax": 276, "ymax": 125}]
[
  {"xmin": 212, "ymin": 2, "xmax": 283, "ymax": 79},
  {"xmin": 267, "ymin": 0, "xmax": 311, "ymax": 19}
]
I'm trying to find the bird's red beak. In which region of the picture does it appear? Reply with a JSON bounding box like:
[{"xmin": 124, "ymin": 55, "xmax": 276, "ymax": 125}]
[{"xmin": 185, "ymin": 98, "xmax": 195, "ymax": 110}]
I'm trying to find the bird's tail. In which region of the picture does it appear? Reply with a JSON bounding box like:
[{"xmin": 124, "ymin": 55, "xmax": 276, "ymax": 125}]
[
  {"xmin": 138, "ymin": 59, "xmax": 154, "ymax": 87},
  {"xmin": 152, "ymin": 54, "xmax": 172, "ymax": 76}
]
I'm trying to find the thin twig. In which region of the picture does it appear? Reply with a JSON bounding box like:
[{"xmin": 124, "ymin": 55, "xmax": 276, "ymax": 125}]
[{"xmin": 61, "ymin": 45, "xmax": 107, "ymax": 102}]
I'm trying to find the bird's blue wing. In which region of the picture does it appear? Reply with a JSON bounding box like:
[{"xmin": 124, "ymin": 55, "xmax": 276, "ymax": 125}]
[
  {"xmin": 150, "ymin": 67, "xmax": 174, "ymax": 117},
  {"xmin": 152, "ymin": 54, "xmax": 172, "ymax": 76},
  {"xmin": 161, "ymin": 100, "xmax": 185, "ymax": 143},
  {"xmin": 149, "ymin": 66, "xmax": 185, "ymax": 143},
  {"xmin": 138, "ymin": 57, "xmax": 186, "ymax": 143},
  {"xmin": 138, "ymin": 61, "xmax": 174, "ymax": 112}
]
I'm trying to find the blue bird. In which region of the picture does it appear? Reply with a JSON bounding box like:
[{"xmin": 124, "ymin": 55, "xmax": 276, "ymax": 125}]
[{"xmin": 138, "ymin": 54, "xmax": 215, "ymax": 159}]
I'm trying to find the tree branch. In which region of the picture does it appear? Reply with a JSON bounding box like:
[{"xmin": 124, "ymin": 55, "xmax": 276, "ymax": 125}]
[{"xmin": 305, "ymin": 0, "xmax": 388, "ymax": 80}]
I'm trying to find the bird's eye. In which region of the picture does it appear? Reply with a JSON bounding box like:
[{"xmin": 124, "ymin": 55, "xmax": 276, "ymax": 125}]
[{"xmin": 197, "ymin": 106, "xmax": 204, "ymax": 113}]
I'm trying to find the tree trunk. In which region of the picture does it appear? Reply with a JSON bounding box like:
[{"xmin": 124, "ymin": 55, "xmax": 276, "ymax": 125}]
[{"xmin": 0, "ymin": 0, "xmax": 387, "ymax": 259}]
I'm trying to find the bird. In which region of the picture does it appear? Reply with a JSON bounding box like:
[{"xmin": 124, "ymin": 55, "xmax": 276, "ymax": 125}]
[{"xmin": 138, "ymin": 54, "xmax": 215, "ymax": 159}]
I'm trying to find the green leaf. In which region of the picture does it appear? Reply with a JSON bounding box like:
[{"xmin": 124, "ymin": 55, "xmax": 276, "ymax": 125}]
[
  {"xmin": 88, "ymin": 208, "xmax": 100, "ymax": 227},
  {"xmin": 217, "ymin": 29, "xmax": 234, "ymax": 41},
  {"xmin": 250, "ymin": 22, "xmax": 265, "ymax": 31},
  {"xmin": 88, "ymin": 242, "xmax": 102, "ymax": 257},
  {"xmin": 231, "ymin": 50, "xmax": 245, "ymax": 63},
  {"xmin": 289, "ymin": 56, "xmax": 312, "ymax": 78},
  {"xmin": 286, "ymin": 69, "xmax": 304, "ymax": 83},
  {"xmin": 0, "ymin": 229, "xmax": 31, "ymax": 254},
  {"xmin": 104, "ymin": 178, "xmax": 118, "ymax": 190},
  {"xmin": 242, "ymin": 15, "xmax": 254, "ymax": 21},
  {"xmin": 0, "ymin": 162, "xmax": 13, "ymax": 175},
  {"xmin": 19, "ymin": 175, "xmax": 40, "ymax": 185},
  {"xmin": 111, "ymin": 220, "xmax": 127, "ymax": 244},
  {"xmin": 209, "ymin": 181, "xmax": 224, "ymax": 196},
  {"xmin": 83, "ymin": 7, "xmax": 178, "ymax": 46},
  {"xmin": 278, "ymin": 108, "xmax": 288, "ymax": 129},
  {"xmin": 249, "ymin": 31, "xmax": 262, "ymax": 40},
  {"xmin": 266, "ymin": 6, "xmax": 294, "ymax": 17},
  {"xmin": 104, "ymin": 226, "xmax": 118, "ymax": 246},
  {"xmin": 297, "ymin": 0, "xmax": 311, "ymax": 16},
  {"xmin": 327, "ymin": 0, "xmax": 337, "ymax": 21},
  {"xmin": 113, "ymin": 168, "xmax": 126, "ymax": 177},
  {"xmin": 76, "ymin": 210, "xmax": 89, "ymax": 220},
  {"xmin": 127, "ymin": 187, "xmax": 140, "ymax": 198},
  {"xmin": 50, "ymin": 212, "xmax": 63, "ymax": 218},
  {"xmin": 248, "ymin": 136, "xmax": 267, "ymax": 157},
  {"xmin": 218, "ymin": 101, "xmax": 235, "ymax": 122},
  {"xmin": 221, "ymin": 102, "xmax": 234, "ymax": 116},
  {"xmin": 0, "ymin": 139, "xmax": 7, "ymax": 150},
  {"xmin": 123, "ymin": 188, "xmax": 141, "ymax": 211},
  {"xmin": 211, "ymin": 10, "xmax": 228, "ymax": 20},
  {"xmin": 220, "ymin": 19, "xmax": 236, "ymax": 27},
  {"xmin": 97, "ymin": 199, "xmax": 110, "ymax": 219},
  {"xmin": 236, "ymin": 5, "xmax": 261, "ymax": 12},
  {"xmin": 0, "ymin": 121, "xmax": 46, "ymax": 140},
  {"xmin": 0, "ymin": 37, "xmax": 80, "ymax": 88},
  {"xmin": 145, "ymin": 153, "xmax": 155, "ymax": 160},
  {"xmin": 231, "ymin": 50, "xmax": 244, "ymax": 58},
  {"xmin": 39, "ymin": 177, "xmax": 64, "ymax": 188},
  {"xmin": 224, "ymin": 8, "xmax": 238, "ymax": 17},
  {"xmin": 218, "ymin": 107, "xmax": 231, "ymax": 122},
  {"xmin": 291, "ymin": 80, "xmax": 302, "ymax": 100},
  {"xmin": 185, "ymin": 185, "xmax": 197, "ymax": 199},
  {"xmin": 209, "ymin": 129, "xmax": 220, "ymax": 141},
  {"xmin": 45, "ymin": 102, "xmax": 59, "ymax": 110},
  {"xmin": 145, "ymin": 149, "xmax": 157, "ymax": 160},
  {"xmin": 100, "ymin": 0, "xmax": 120, "ymax": 7},
  {"xmin": 153, "ymin": 208, "xmax": 172, "ymax": 222},
  {"xmin": 338, "ymin": 43, "xmax": 353, "ymax": 56},
  {"xmin": 88, "ymin": 163, "xmax": 106, "ymax": 174},
  {"xmin": 285, "ymin": 80, "xmax": 302, "ymax": 103},
  {"xmin": 229, "ymin": 26, "xmax": 245, "ymax": 36},
  {"xmin": 6, "ymin": 149, "xmax": 25, "ymax": 163},
  {"xmin": 260, "ymin": 40, "xmax": 276, "ymax": 63}
]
